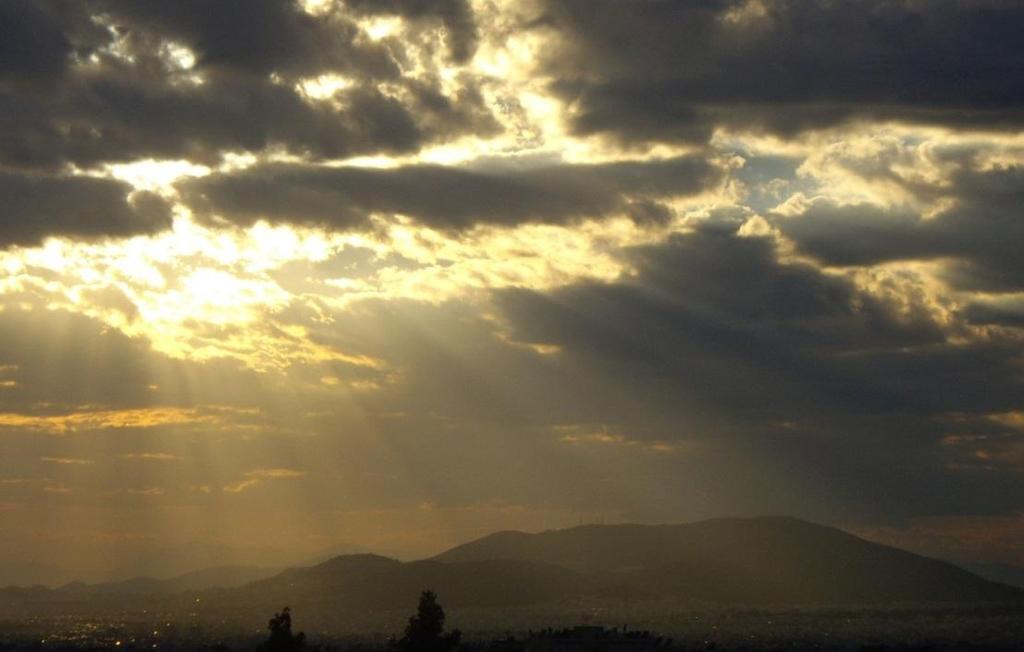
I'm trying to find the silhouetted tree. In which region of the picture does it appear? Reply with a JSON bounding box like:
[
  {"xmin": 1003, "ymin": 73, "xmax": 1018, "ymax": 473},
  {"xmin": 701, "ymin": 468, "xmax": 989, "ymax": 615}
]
[
  {"xmin": 398, "ymin": 590, "xmax": 461, "ymax": 652},
  {"xmin": 259, "ymin": 606, "xmax": 306, "ymax": 652}
]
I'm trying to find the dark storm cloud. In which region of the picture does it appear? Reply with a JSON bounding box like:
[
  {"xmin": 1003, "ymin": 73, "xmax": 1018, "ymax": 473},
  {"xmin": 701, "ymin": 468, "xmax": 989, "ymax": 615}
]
[
  {"xmin": 181, "ymin": 155, "xmax": 719, "ymax": 229},
  {"xmin": 0, "ymin": 74, "xmax": 432, "ymax": 170},
  {"xmin": 494, "ymin": 226, "xmax": 980, "ymax": 430},
  {"xmin": 0, "ymin": 0, "xmax": 497, "ymax": 172},
  {"xmin": 0, "ymin": 1, "xmax": 74, "ymax": 84},
  {"xmin": 481, "ymin": 226, "xmax": 1024, "ymax": 518},
  {"xmin": 5, "ymin": 0, "xmax": 399, "ymax": 82},
  {"xmin": 773, "ymin": 165, "xmax": 1024, "ymax": 291},
  {"xmin": 534, "ymin": 0, "xmax": 1024, "ymax": 144},
  {"xmin": 961, "ymin": 299, "xmax": 1024, "ymax": 329},
  {"xmin": 0, "ymin": 171, "xmax": 170, "ymax": 246},
  {"xmin": 93, "ymin": 0, "xmax": 393, "ymax": 77}
]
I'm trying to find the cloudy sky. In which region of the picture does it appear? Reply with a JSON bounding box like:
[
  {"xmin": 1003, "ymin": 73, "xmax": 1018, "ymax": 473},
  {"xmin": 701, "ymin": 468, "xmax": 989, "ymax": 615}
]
[{"xmin": 1, "ymin": 0, "xmax": 1023, "ymax": 579}]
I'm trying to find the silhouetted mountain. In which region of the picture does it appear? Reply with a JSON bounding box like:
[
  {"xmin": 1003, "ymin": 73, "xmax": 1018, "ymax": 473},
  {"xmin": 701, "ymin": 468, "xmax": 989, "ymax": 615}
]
[
  {"xmin": 1, "ymin": 518, "xmax": 1020, "ymax": 622},
  {"xmin": 298, "ymin": 542, "xmax": 373, "ymax": 566},
  {"xmin": 231, "ymin": 553, "xmax": 581, "ymax": 611},
  {"xmin": 433, "ymin": 517, "xmax": 1024, "ymax": 604},
  {"xmin": 57, "ymin": 565, "xmax": 280, "ymax": 595}
]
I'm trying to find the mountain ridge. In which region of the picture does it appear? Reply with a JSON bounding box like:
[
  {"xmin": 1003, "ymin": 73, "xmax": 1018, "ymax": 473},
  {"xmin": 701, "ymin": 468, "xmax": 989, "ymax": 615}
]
[
  {"xmin": 2, "ymin": 517, "xmax": 1020, "ymax": 614},
  {"xmin": 430, "ymin": 516, "xmax": 1024, "ymax": 604}
]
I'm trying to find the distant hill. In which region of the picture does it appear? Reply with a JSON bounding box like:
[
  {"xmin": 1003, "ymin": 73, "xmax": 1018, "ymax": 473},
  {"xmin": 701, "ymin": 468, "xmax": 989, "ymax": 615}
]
[
  {"xmin": 108, "ymin": 541, "xmax": 321, "ymax": 580},
  {"xmin": 1, "ymin": 517, "xmax": 1020, "ymax": 621},
  {"xmin": 299, "ymin": 542, "xmax": 373, "ymax": 566},
  {"xmin": 432, "ymin": 517, "xmax": 1024, "ymax": 604},
  {"xmin": 58, "ymin": 565, "xmax": 280, "ymax": 595},
  {"xmin": 227, "ymin": 554, "xmax": 582, "ymax": 612}
]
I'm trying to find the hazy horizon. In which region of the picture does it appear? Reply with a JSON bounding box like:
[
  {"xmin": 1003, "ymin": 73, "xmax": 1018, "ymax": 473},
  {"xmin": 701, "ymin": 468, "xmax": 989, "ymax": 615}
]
[
  {"xmin": 1, "ymin": 512, "xmax": 1021, "ymax": 590},
  {"xmin": 1, "ymin": 0, "xmax": 1023, "ymax": 601}
]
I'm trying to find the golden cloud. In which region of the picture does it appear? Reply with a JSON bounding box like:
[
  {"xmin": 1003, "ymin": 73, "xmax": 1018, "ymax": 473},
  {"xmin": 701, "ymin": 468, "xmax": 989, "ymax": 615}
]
[
  {"xmin": 556, "ymin": 425, "xmax": 690, "ymax": 454},
  {"xmin": 117, "ymin": 452, "xmax": 182, "ymax": 461},
  {"xmin": 223, "ymin": 467, "xmax": 307, "ymax": 494},
  {"xmin": 0, "ymin": 405, "xmax": 258, "ymax": 435}
]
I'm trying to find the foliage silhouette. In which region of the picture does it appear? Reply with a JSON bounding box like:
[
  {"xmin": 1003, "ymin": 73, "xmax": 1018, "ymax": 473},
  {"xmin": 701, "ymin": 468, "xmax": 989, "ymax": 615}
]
[
  {"xmin": 258, "ymin": 606, "xmax": 306, "ymax": 652},
  {"xmin": 397, "ymin": 590, "xmax": 461, "ymax": 652}
]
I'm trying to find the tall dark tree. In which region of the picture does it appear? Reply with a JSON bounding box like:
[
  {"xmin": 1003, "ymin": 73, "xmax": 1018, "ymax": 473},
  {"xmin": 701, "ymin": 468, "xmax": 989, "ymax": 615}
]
[
  {"xmin": 398, "ymin": 590, "xmax": 461, "ymax": 652},
  {"xmin": 259, "ymin": 606, "xmax": 306, "ymax": 652}
]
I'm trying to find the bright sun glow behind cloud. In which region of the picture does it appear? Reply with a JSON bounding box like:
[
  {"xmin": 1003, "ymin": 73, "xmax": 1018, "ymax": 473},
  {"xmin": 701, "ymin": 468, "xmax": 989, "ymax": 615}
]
[{"xmin": 0, "ymin": 206, "xmax": 660, "ymax": 373}]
